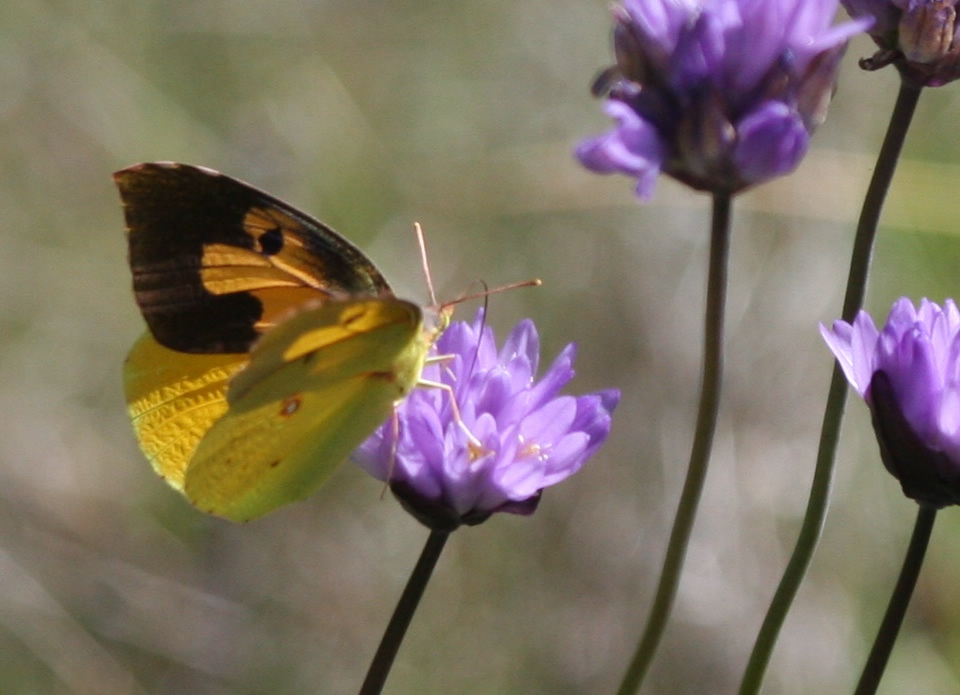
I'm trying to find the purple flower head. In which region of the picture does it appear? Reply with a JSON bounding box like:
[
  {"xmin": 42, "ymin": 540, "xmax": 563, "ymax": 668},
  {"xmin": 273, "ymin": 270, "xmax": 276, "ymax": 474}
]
[
  {"xmin": 821, "ymin": 298, "xmax": 960, "ymax": 507},
  {"xmin": 576, "ymin": 0, "xmax": 870, "ymax": 199},
  {"xmin": 354, "ymin": 311, "xmax": 620, "ymax": 531},
  {"xmin": 842, "ymin": 0, "xmax": 960, "ymax": 86}
]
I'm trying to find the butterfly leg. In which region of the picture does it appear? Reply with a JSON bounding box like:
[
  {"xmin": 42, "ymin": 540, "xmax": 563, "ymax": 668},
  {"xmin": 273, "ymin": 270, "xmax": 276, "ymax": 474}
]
[
  {"xmin": 415, "ymin": 377, "xmax": 489, "ymax": 459},
  {"xmin": 381, "ymin": 409, "xmax": 402, "ymax": 494}
]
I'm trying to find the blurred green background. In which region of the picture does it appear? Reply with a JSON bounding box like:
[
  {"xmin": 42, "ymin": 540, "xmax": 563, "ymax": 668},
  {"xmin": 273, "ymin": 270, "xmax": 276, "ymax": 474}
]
[{"xmin": 4, "ymin": 1, "xmax": 960, "ymax": 693}]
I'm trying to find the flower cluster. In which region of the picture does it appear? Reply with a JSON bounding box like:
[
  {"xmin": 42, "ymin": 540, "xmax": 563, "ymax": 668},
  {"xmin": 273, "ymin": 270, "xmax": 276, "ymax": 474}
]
[
  {"xmin": 842, "ymin": 0, "xmax": 960, "ymax": 86},
  {"xmin": 577, "ymin": 0, "xmax": 869, "ymax": 199},
  {"xmin": 354, "ymin": 311, "xmax": 620, "ymax": 530},
  {"xmin": 821, "ymin": 298, "xmax": 960, "ymax": 507}
]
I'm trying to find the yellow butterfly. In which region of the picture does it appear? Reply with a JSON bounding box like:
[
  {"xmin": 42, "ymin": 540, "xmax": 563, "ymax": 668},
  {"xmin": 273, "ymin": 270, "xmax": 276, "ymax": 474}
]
[{"xmin": 118, "ymin": 162, "xmax": 445, "ymax": 522}]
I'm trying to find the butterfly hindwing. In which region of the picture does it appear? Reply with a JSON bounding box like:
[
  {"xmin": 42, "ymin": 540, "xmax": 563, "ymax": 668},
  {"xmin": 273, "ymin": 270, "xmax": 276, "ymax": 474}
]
[
  {"xmin": 183, "ymin": 298, "xmax": 428, "ymax": 521},
  {"xmin": 227, "ymin": 297, "xmax": 428, "ymax": 409},
  {"xmin": 115, "ymin": 162, "xmax": 392, "ymax": 353}
]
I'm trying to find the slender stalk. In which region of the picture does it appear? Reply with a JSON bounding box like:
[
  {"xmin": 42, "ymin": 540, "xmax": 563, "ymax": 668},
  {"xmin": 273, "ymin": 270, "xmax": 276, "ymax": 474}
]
[
  {"xmin": 359, "ymin": 530, "xmax": 450, "ymax": 695},
  {"xmin": 617, "ymin": 191, "xmax": 731, "ymax": 695},
  {"xmin": 854, "ymin": 505, "xmax": 937, "ymax": 695},
  {"xmin": 737, "ymin": 78, "xmax": 924, "ymax": 695}
]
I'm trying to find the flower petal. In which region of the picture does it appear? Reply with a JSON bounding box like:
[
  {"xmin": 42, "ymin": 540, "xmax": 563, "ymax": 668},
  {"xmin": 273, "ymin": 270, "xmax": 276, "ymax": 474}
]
[{"xmin": 356, "ymin": 311, "xmax": 619, "ymax": 528}]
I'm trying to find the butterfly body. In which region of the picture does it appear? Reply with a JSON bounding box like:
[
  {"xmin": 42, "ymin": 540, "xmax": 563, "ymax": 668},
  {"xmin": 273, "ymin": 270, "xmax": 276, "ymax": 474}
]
[{"xmin": 118, "ymin": 162, "xmax": 436, "ymax": 521}]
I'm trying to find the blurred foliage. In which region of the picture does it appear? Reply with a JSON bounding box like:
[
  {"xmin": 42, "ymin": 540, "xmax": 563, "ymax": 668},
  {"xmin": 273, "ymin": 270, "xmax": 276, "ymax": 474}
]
[{"xmin": 3, "ymin": 1, "xmax": 960, "ymax": 693}]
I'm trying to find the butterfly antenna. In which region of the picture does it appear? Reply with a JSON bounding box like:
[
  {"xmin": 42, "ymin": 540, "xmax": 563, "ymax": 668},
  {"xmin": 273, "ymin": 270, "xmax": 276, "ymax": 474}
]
[
  {"xmin": 415, "ymin": 222, "xmax": 439, "ymax": 307},
  {"xmin": 462, "ymin": 281, "xmax": 490, "ymax": 381},
  {"xmin": 438, "ymin": 278, "xmax": 543, "ymax": 315},
  {"xmin": 415, "ymin": 223, "xmax": 542, "ymax": 314}
]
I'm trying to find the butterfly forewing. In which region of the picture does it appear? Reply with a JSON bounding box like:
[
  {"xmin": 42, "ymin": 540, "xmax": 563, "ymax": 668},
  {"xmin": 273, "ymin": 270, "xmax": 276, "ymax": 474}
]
[
  {"xmin": 123, "ymin": 333, "xmax": 249, "ymax": 488},
  {"xmin": 116, "ymin": 162, "xmax": 392, "ymax": 353}
]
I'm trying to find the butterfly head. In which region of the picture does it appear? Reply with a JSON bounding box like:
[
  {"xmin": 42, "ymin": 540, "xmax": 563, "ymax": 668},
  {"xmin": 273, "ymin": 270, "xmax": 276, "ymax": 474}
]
[{"xmin": 423, "ymin": 303, "xmax": 453, "ymax": 347}]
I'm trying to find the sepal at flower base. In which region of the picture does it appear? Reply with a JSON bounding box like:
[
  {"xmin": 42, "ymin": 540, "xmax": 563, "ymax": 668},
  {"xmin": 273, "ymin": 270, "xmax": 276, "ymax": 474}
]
[
  {"xmin": 870, "ymin": 370, "xmax": 960, "ymax": 507},
  {"xmin": 821, "ymin": 298, "xmax": 960, "ymax": 507}
]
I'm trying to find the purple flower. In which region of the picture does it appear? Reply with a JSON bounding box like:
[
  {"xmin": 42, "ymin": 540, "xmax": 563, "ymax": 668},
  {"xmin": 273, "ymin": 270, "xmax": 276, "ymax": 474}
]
[
  {"xmin": 354, "ymin": 311, "xmax": 620, "ymax": 530},
  {"xmin": 842, "ymin": 0, "xmax": 960, "ymax": 86},
  {"xmin": 576, "ymin": 0, "xmax": 870, "ymax": 199},
  {"xmin": 821, "ymin": 298, "xmax": 960, "ymax": 507}
]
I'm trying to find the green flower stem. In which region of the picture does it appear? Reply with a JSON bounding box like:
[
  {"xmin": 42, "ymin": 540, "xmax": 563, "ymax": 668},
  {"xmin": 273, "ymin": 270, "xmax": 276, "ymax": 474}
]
[
  {"xmin": 617, "ymin": 191, "xmax": 731, "ymax": 695},
  {"xmin": 737, "ymin": 78, "xmax": 924, "ymax": 695},
  {"xmin": 359, "ymin": 529, "xmax": 449, "ymax": 695},
  {"xmin": 854, "ymin": 505, "xmax": 937, "ymax": 695}
]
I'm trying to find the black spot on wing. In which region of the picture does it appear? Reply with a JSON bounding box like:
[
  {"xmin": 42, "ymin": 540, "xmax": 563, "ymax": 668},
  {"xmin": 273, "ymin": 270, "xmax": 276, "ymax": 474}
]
[{"xmin": 258, "ymin": 227, "xmax": 284, "ymax": 255}]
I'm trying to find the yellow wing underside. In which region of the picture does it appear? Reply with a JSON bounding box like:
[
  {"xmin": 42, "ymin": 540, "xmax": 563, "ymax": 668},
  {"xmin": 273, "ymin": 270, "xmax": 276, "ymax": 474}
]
[
  {"xmin": 184, "ymin": 375, "xmax": 401, "ymax": 521},
  {"xmin": 123, "ymin": 298, "xmax": 428, "ymax": 522},
  {"xmin": 123, "ymin": 333, "xmax": 248, "ymax": 490}
]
